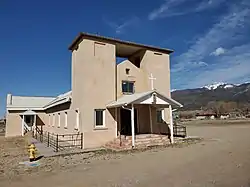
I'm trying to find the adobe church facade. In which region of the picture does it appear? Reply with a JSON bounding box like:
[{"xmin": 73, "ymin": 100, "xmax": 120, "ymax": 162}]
[{"xmin": 5, "ymin": 33, "xmax": 182, "ymax": 149}]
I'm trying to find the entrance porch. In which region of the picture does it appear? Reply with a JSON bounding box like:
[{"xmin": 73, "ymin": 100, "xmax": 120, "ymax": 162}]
[
  {"xmin": 118, "ymin": 105, "xmax": 170, "ymax": 137},
  {"xmin": 106, "ymin": 90, "xmax": 183, "ymax": 149},
  {"xmin": 20, "ymin": 110, "xmax": 37, "ymax": 136}
]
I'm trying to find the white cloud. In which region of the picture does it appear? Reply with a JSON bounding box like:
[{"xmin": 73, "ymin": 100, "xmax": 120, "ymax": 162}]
[
  {"xmin": 172, "ymin": 2, "xmax": 250, "ymax": 73},
  {"xmin": 185, "ymin": 44, "xmax": 250, "ymax": 88},
  {"xmin": 172, "ymin": 44, "xmax": 250, "ymax": 89},
  {"xmin": 148, "ymin": 0, "xmax": 188, "ymax": 20},
  {"xmin": 210, "ymin": 47, "xmax": 226, "ymax": 56},
  {"xmin": 148, "ymin": 0, "xmax": 225, "ymax": 20},
  {"xmin": 197, "ymin": 61, "xmax": 208, "ymax": 66},
  {"xmin": 103, "ymin": 16, "xmax": 139, "ymax": 34},
  {"xmin": 171, "ymin": 1, "xmax": 250, "ymax": 89},
  {"xmin": 195, "ymin": 0, "xmax": 225, "ymax": 11}
]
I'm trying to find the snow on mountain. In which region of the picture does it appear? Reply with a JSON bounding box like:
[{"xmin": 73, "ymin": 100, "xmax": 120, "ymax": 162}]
[
  {"xmin": 204, "ymin": 82, "xmax": 225, "ymax": 90},
  {"xmin": 224, "ymin": 84, "xmax": 234, "ymax": 89},
  {"xmin": 203, "ymin": 82, "xmax": 235, "ymax": 90}
]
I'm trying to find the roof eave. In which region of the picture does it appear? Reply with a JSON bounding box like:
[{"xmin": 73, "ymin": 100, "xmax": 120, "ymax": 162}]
[
  {"xmin": 106, "ymin": 91, "xmax": 183, "ymax": 109},
  {"xmin": 106, "ymin": 103, "xmax": 127, "ymax": 109},
  {"xmin": 68, "ymin": 32, "xmax": 83, "ymax": 50},
  {"xmin": 68, "ymin": 32, "xmax": 174, "ymax": 54},
  {"xmin": 44, "ymin": 97, "xmax": 71, "ymax": 110},
  {"xmin": 7, "ymin": 107, "xmax": 44, "ymax": 111}
]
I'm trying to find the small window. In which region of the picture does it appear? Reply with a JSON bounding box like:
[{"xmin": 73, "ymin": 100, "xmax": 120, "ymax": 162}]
[
  {"xmin": 64, "ymin": 112, "xmax": 68, "ymax": 129},
  {"xmin": 157, "ymin": 109, "xmax": 165, "ymax": 123},
  {"xmin": 125, "ymin": 68, "xmax": 130, "ymax": 75},
  {"xmin": 75, "ymin": 110, "xmax": 79, "ymax": 130},
  {"xmin": 95, "ymin": 109, "xmax": 105, "ymax": 127},
  {"xmin": 122, "ymin": 81, "xmax": 134, "ymax": 94},
  {"xmin": 48, "ymin": 114, "xmax": 51, "ymax": 126},
  {"xmin": 52, "ymin": 114, "xmax": 55, "ymax": 127},
  {"xmin": 58, "ymin": 113, "xmax": 60, "ymax": 128}
]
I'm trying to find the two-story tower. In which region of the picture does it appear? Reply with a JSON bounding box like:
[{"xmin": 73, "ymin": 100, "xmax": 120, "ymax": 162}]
[{"xmin": 69, "ymin": 33, "xmax": 182, "ymax": 148}]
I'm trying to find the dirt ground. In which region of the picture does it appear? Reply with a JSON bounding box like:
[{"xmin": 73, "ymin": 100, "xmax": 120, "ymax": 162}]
[{"xmin": 1, "ymin": 122, "xmax": 250, "ymax": 187}]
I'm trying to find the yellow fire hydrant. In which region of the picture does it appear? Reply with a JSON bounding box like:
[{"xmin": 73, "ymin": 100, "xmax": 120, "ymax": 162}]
[{"xmin": 28, "ymin": 143, "xmax": 37, "ymax": 162}]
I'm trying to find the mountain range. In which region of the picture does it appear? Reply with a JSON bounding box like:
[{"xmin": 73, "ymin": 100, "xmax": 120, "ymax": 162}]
[{"xmin": 171, "ymin": 82, "xmax": 250, "ymax": 111}]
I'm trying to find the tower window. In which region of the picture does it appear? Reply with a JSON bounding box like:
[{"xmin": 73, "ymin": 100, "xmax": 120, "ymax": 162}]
[{"xmin": 125, "ymin": 68, "xmax": 130, "ymax": 75}]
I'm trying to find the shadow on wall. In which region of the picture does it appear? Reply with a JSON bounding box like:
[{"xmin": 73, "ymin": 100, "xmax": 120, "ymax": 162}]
[
  {"xmin": 36, "ymin": 115, "xmax": 45, "ymax": 127},
  {"xmin": 45, "ymin": 103, "xmax": 71, "ymax": 114}
]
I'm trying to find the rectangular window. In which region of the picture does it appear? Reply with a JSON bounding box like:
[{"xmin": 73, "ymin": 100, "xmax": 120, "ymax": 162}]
[
  {"xmin": 157, "ymin": 109, "xmax": 165, "ymax": 123},
  {"xmin": 122, "ymin": 81, "xmax": 134, "ymax": 94},
  {"xmin": 58, "ymin": 113, "xmax": 60, "ymax": 127},
  {"xmin": 64, "ymin": 112, "xmax": 68, "ymax": 129},
  {"xmin": 95, "ymin": 109, "xmax": 105, "ymax": 127},
  {"xmin": 52, "ymin": 114, "xmax": 55, "ymax": 127},
  {"xmin": 75, "ymin": 110, "xmax": 79, "ymax": 130},
  {"xmin": 48, "ymin": 114, "xmax": 51, "ymax": 126}
]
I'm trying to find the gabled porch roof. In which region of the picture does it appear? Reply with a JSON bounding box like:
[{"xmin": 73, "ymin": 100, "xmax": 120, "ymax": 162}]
[
  {"xmin": 106, "ymin": 90, "xmax": 183, "ymax": 108},
  {"xmin": 20, "ymin": 109, "xmax": 37, "ymax": 116}
]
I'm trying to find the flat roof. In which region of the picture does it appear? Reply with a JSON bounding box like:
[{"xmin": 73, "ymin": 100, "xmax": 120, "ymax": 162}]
[{"xmin": 68, "ymin": 32, "xmax": 174, "ymax": 56}]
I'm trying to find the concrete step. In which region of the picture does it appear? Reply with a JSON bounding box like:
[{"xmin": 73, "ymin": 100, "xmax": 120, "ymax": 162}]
[
  {"xmin": 135, "ymin": 137, "xmax": 169, "ymax": 143},
  {"xmin": 135, "ymin": 140, "xmax": 169, "ymax": 146},
  {"xmin": 105, "ymin": 135, "xmax": 171, "ymax": 150},
  {"xmin": 120, "ymin": 134, "xmax": 168, "ymax": 140}
]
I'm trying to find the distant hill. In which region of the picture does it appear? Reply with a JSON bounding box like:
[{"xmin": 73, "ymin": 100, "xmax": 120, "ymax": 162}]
[{"xmin": 171, "ymin": 82, "xmax": 250, "ymax": 111}]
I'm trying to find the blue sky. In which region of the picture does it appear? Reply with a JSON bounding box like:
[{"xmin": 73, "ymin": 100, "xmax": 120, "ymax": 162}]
[{"xmin": 0, "ymin": 0, "xmax": 250, "ymax": 117}]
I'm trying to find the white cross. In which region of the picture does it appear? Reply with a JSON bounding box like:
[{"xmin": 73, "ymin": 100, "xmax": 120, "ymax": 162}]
[{"xmin": 149, "ymin": 73, "xmax": 156, "ymax": 90}]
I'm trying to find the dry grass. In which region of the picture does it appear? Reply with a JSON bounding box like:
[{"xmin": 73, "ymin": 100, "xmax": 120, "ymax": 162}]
[
  {"xmin": 0, "ymin": 135, "xmax": 201, "ymax": 182},
  {"xmin": 181, "ymin": 119, "xmax": 250, "ymax": 126},
  {"xmin": 1, "ymin": 124, "xmax": 250, "ymax": 187},
  {"xmin": 0, "ymin": 136, "xmax": 27, "ymax": 180},
  {"xmin": 1, "ymin": 123, "xmax": 250, "ymax": 186}
]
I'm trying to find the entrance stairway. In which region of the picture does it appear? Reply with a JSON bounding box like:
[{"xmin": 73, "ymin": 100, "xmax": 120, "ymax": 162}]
[{"xmin": 105, "ymin": 134, "xmax": 171, "ymax": 150}]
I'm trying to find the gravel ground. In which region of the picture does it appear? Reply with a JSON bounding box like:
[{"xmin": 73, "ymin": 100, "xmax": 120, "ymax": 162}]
[
  {"xmin": 1, "ymin": 123, "xmax": 250, "ymax": 187},
  {"xmin": 0, "ymin": 136, "xmax": 27, "ymax": 179},
  {"xmin": 0, "ymin": 135, "xmax": 201, "ymax": 182}
]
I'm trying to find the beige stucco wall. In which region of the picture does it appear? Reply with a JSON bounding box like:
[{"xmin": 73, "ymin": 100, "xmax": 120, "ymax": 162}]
[
  {"xmin": 140, "ymin": 50, "xmax": 171, "ymax": 124},
  {"xmin": 5, "ymin": 110, "xmax": 47, "ymax": 137},
  {"xmin": 44, "ymin": 103, "xmax": 73, "ymax": 134},
  {"xmin": 5, "ymin": 103, "xmax": 77, "ymax": 138},
  {"xmin": 5, "ymin": 111, "xmax": 22, "ymax": 137},
  {"xmin": 71, "ymin": 38, "xmax": 117, "ymax": 149},
  {"xmin": 117, "ymin": 60, "xmax": 146, "ymax": 97}
]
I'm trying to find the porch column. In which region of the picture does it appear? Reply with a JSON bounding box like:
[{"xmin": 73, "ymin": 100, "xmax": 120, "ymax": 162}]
[
  {"xmin": 21, "ymin": 115, "xmax": 24, "ymax": 136},
  {"xmin": 169, "ymin": 105, "xmax": 174, "ymax": 143},
  {"xmin": 131, "ymin": 104, "xmax": 135, "ymax": 147},
  {"xmin": 149, "ymin": 105, "xmax": 153, "ymax": 133},
  {"xmin": 115, "ymin": 108, "xmax": 118, "ymax": 138},
  {"xmin": 33, "ymin": 114, "xmax": 37, "ymax": 131}
]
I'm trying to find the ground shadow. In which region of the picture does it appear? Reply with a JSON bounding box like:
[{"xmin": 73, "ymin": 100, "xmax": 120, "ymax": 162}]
[{"xmin": 34, "ymin": 155, "xmax": 44, "ymax": 161}]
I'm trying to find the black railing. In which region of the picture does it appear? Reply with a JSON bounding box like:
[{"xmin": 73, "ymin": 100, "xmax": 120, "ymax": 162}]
[
  {"xmin": 173, "ymin": 125, "xmax": 187, "ymax": 138},
  {"xmin": 33, "ymin": 127, "xmax": 83, "ymax": 152}
]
